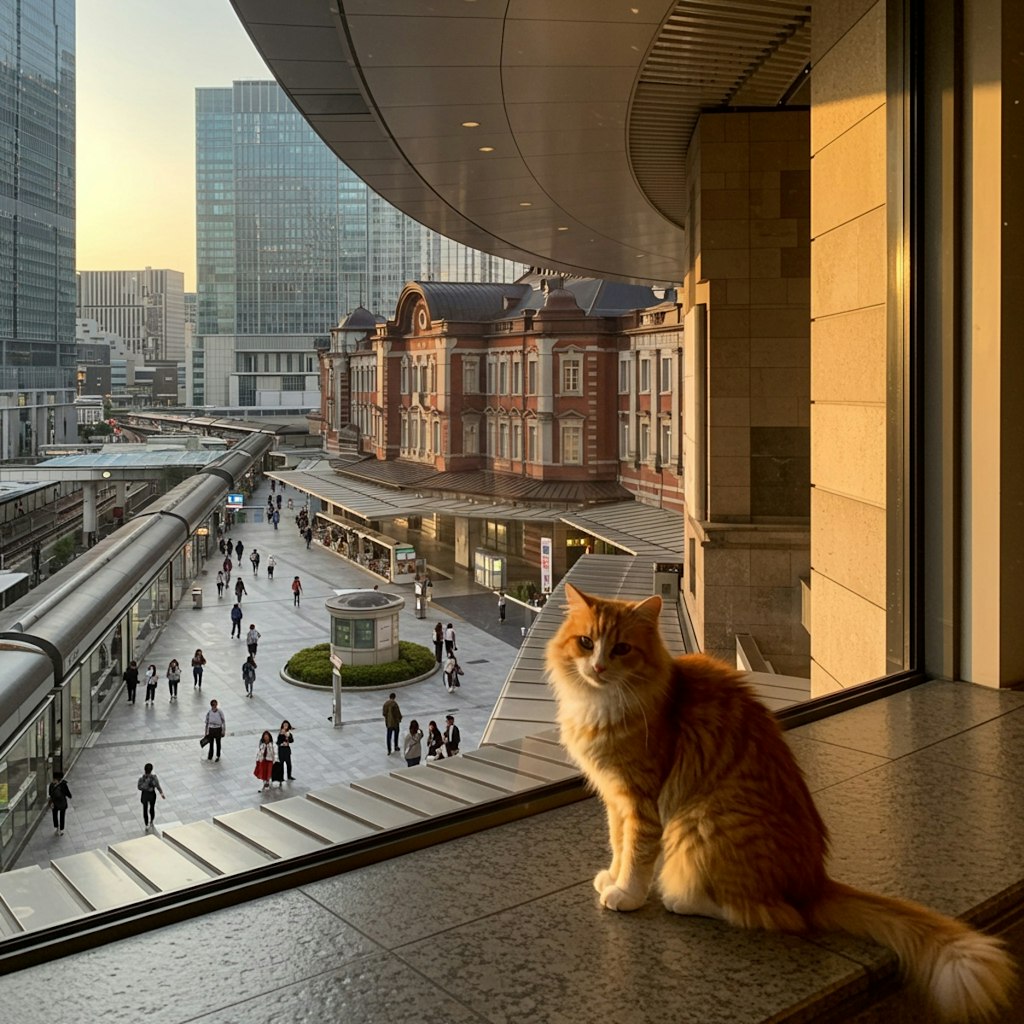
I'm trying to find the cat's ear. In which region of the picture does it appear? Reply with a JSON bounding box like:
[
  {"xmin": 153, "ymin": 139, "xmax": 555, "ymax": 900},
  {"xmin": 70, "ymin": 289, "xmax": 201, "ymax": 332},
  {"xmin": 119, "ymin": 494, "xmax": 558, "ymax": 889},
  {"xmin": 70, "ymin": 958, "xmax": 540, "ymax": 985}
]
[
  {"xmin": 563, "ymin": 583, "xmax": 592, "ymax": 609},
  {"xmin": 633, "ymin": 595, "xmax": 662, "ymax": 623}
]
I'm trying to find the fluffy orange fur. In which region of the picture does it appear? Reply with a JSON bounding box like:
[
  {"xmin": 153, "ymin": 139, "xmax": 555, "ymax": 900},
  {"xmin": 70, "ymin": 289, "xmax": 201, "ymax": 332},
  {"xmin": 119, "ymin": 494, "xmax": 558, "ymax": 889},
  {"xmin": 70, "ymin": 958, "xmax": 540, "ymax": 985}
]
[{"xmin": 546, "ymin": 584, "xmax": 1015, "ymax": 1023}]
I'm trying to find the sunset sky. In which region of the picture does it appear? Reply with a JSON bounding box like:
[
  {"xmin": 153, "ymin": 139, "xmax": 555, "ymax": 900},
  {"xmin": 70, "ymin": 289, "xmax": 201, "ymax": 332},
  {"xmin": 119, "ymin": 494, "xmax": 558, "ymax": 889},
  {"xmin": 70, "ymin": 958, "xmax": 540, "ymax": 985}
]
[{"xmin": 76, "ymin": 0, "xmax": 271, "ymax": 290}]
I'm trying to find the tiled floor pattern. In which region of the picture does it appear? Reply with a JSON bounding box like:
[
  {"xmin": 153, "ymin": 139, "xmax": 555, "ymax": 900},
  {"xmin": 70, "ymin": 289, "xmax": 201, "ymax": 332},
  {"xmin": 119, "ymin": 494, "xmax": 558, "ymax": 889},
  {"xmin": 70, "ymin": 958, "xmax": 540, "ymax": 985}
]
[{"xmin": 14, "ymin": 480, "xmax": 521, "ymax": 869}]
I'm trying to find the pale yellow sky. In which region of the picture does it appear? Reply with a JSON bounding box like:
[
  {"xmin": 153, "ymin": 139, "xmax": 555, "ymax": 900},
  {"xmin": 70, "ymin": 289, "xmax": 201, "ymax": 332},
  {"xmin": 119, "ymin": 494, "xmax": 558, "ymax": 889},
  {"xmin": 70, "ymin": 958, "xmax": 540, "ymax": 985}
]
[{"xmin": 76, "ymin": 0, "xmax": 270, "ymax": 291}]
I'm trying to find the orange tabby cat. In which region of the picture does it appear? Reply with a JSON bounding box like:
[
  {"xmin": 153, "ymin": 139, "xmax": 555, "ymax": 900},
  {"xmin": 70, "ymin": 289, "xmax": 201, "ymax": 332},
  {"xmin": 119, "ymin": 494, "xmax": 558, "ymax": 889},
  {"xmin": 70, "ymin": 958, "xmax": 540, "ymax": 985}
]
[{"xmin": 546, "ymin": 583, "xmax": 1014, "ymax": 1022}]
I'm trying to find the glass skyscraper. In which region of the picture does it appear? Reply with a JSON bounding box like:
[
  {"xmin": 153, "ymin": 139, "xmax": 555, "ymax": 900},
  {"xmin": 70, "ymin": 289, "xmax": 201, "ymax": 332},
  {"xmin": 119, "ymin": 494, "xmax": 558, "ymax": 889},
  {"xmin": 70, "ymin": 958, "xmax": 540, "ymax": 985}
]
[
  {"xmin": 194, "ymin": 81, "xmax": 523, "ymax": 408},
  {"xmin": 0, "ymin": 0, "xmax": 77, "ymax": 456}
]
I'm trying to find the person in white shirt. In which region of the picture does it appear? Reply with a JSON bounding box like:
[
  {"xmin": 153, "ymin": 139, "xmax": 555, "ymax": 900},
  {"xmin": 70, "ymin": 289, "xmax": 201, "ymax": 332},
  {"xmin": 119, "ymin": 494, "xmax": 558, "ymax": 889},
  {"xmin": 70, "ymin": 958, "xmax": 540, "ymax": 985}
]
[
  {"xmin": 204, "ymin": 700, "xmax": 226, "ymax": 761},
  {"xmin": 444, "ymin": 623, "xmax": 456, "ymax": 657},
  {"xmin": 246, "ymin": 625, "xmax": 261, "ymax": 657}
]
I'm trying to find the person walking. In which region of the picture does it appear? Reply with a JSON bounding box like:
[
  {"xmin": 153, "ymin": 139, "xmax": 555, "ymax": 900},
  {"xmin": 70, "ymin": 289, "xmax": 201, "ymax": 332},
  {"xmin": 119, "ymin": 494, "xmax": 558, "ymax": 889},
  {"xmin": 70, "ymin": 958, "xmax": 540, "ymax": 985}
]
[
  {"xmin": 204, "ymin": 699, "xmax": 225, "ymax": 761},
  {"xmin": 250, "ymin": 549, "xmax": 260, "ymax": 576},
  {"xmin": 291, "ymin": 575, "xmax": 302, "ymax": 606},
  {"xmin": 144, "ymin": 663, "xmax": 158, "ymax": 705},
  {"xmin": 443, "ymin": 654, "xmax": 457, "ymax": 693},
  {"xmin": 246, "ymin": 624, "xmax": 261, "ymax": 657},
  {"xmin": 433, "ymin": 622, "xmax": 444, "ymax": 663},
  {"xmin": 426, "ymin": 720, "xmax": 445, "ymax": 760},
  {"xmin": 234, "ymin": 577, "xmax": 247, "ymax": 603},
  {"xmin": 230, "ymin": 602, "xmax": 243, "ymax": 638},
  {"xmin": 444, "ymin": 622, "xmax": 457, "ymax": 657},
  {"xmin": 235, "ymin": 540, "xmax": 244, "ymax": 562},
  {"xmin": 47, "ymin": 770, "xmax": 72, "ymax": 836},
  {"xmin": 124, "ymin": 660, "xmax": 139, "ymax": 704},
  {"xmin": 266, "ymin": 554, "xmax": 276, "ymax": 580},
  {"xmin": 254, "ymin": 730, "xmax": 276, "ymax": 792},
  {"xmin": 402, "ymin": 720, "xmax": 424, "ymax": 767},
  {"xmin": 216, "ymin": 570, "xmax": 225, "ymax": 598},
  {"xmin": 191, "ymin": 649, "xmax": 206, "ymax": 689},
  {"xmin": 382, "ymin": 693, "xmax": 402, "ymax": 754},
  {"xmin": 272, "ymin": 509, "xmax": 279, "ymax": 530},
  {"xmin": 219, "ymin": 538, "xmax": 226, "ymax": 556},
  {"xmin": 137, "ymin": 763, "xmax": 165, "ymax": 829},
  {"xmin": 166, "ymin": 659, "xmax": 181, "ymax": 701},
  {"xmin": 443, "ymin": 714, "xmax": 461, "ymax": 757},
  {"xmin": 276, "ymin": 720, "xmax": 295, "ymax": 780},
  {"xmin": 304, "ymin": 526, "xmax": 313, "ymax": 549},
  {"xmin": 497, "ymin": 590, "xmax": 507, "ymax": 623},
  {"xmin": 226, "ymin": 536, "xmax": 233, "ymax": 558},
  {"xmin": 222, "ymin": 555, "xmax": 233, "ymax": 583},
  {"xmin": 242, "ymin": 655, "xmax": 257, "ymax": 698}
]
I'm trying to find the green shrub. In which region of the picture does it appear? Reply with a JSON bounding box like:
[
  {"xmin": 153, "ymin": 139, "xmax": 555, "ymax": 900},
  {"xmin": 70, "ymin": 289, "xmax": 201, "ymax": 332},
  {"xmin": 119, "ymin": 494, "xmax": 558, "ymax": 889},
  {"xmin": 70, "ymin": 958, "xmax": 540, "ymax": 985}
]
[{"xmin": 285, "ymin": 640, "xmax": 435, "ymax": 688}]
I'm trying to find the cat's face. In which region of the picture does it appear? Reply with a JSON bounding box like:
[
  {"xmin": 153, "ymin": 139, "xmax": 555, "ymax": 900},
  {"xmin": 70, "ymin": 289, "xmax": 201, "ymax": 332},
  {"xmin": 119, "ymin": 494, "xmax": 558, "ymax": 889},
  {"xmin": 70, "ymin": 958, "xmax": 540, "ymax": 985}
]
[{"xmin": 547, "ymin": 584, "xmax": 663, "ymax": 694}]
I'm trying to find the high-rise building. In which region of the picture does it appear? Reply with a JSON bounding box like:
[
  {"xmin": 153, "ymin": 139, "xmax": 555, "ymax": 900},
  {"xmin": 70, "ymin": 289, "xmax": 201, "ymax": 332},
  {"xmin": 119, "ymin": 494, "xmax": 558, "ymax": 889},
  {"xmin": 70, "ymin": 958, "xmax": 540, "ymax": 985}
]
[
  {"xmin": 0, "ymin": 0, "xmax": 78, "ymax": 457},
  {"xmin": 193, "ymin": 81, "xmax": 524, "ymax": 408},
  {"xmin": 76, "ymin": 269, "xmax": 186, "ymax": 363}
]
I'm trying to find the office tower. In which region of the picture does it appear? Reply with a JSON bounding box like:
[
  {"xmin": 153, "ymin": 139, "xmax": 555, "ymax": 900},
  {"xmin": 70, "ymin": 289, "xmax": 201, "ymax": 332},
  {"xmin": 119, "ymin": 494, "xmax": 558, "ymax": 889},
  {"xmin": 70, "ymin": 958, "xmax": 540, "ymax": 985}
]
[
  {"xmin": 0, "ymin": 0, "xmax": 77, "ymax": 457},
  {"xmin": 76, "ymin": 269, "xmax": 186, "ymax": 364},
  {"xmin": 193, "ymin": 81, "xmax": 523, "ymax": 408}
]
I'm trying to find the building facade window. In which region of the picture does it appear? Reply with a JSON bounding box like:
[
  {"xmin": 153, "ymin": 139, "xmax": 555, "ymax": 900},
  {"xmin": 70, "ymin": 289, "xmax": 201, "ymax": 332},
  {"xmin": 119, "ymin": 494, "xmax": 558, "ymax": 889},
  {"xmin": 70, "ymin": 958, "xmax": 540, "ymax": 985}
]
[
  {"xmin": 511, "ymin": 420, "xmax": 522, "ymax": 460},
  {"xmin": 499, "ymin": 420, "xmax": 509, "ymax": 458},
  {"xmin": 463, "ymin": 420, "xmax": 478, "ymax": 454},
  {"xmin": 499, "ymin": 359, "xmax": 508, "ymax": 395},
  {"xmin": 512, "ymin": 357, "xmax": 522, "ymax": 395},
  {"xmin": 527, "ymin": 357, "xmax": 537, "ymax": 395},
  {"xmin": 527, "ymin": 422, "xmax": 538, "ymax": 462},
  {"xmin": 660, "ymin": 355, "xmax": 672, "ymax": 392},
  {"xmin": 432, "ymin": 419, "xmax": 441, "ymax": 454},
  {"xmin": 660, "ymin": 420, "xmax": 672, "ymax": 463},
  {"xmin": 619, "ymin": 357, "xmax": 631, "ymax": 393},
  {"xmin": 487, "ymin": 357, "xmax": 497, "ymax": 394},
  {"xmin": 561, "ymin": 356, "xmax": 582, "ymax": 395},
  {"xmin": 561, "ymin": 422, "xmax": 583, "ymax": 464},
  {"xmin": 640, "ymin": 358, "xmax": 651, "ymax": 393},
  {"xmin": 640, "ymin": 421, "xmax": 650, "ymax": 462},
  {"xmin": 619, "ymin": 419, "xmax": 630, "ymax": 459},
  {"xmin": 463, "ymin": 357, "xmax": 479, "ymax": 394}
]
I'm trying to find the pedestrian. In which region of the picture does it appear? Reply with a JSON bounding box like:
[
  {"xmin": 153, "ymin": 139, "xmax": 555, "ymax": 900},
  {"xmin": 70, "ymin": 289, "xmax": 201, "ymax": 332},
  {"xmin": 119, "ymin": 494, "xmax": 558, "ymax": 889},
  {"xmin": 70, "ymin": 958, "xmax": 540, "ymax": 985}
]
[
  {"xmin": 219, "ymin": 538, "xmax": 226, "ymax": 556},
  {"xmin": 266, "ymin": 555, "xmax": 276, "ymax": 579},
  {"xmin": 250, "ymin": 549, "xmax": 260, "ymax": 576},
  {"xmin": 246, "ymin": 624, "xmax": 261, "ymax": 657},
  {"xmin": 272, "ymin": 509, "xmax": 279, "ymax": 529},
  {"xmin": 144, "ymin": 663, "xmax": 158, "ymax": 705},
  {"xmin": 304, "ymin": 526, "xmax": 313, "ymax": 549},
  {"xmin": 403, "ymin": 719, "xmax": 424, "ymax": 767},
  {"xmin": 166, "ymin": 658, "xmax": 181, "ymax": 701},
  {"xmin": 271, "ymin": 479, "xmax": 276, "ymax": 493},
  {"xmin": 124, "ymin": 660, "xmax": 139, "ymax": 704},
  {"xmin": 230, "ymin": 602, "xmax": 243, "ymax": 638},
  {"xmin": 204, "ymin": 699, "xmax": 225, "ymax": 761},
  {"xmin": 235, "ymin": 540, "xmax": 244, "ymax": 562},
  {"xmin": 137, "ymin": 762, "xmax": 165, "ymax": 829},
  {"xmin": 242, "ymin": 654, "xmax": 257, "ymax": 697},
  {"xmin": 276, "ymin": 720, "xmax": 295, "ymax": 780},
  {"xmin": 443, "ymin": 654, "xmax": 457, "ymax": 692},
  {"xmin": 216, "ymin": 570, "xmax": 225, "ymax": 598},
  {"xmin": 498, "ymin": 590, "xmax": 507, "ymax": 622},
  {"xmin": 433, "ymin": 621, "xmax": 444, "ymax": 663},
  {"xmin": 444, "ymin": 714, "xmax": 461, "ymax": 757},
  {"xmin": 226, "ymin": 536, "xmax": 233, "ymax": 558},
  {"xmin": 276, "ymin": 493, "xmax": 283, "ymax": 510},
  {"xmin": 234, "ymin": 576, "xmax": 247, "ymax": 603},
  {"xmin": 191, "ymin": 649, "xmax": 206, "ymax": 688},
  {"xmin": 452, "ymin": 657, "xmax": 464, "ymax": 688},
  {"xmin": 426, "ymin": 720, "xmax": 445, "ymax": 760},
  {"xmin": 47, "ymin": 770, "xmax": 72, "ymax": 836},
  {"xmin": 254, "ymin": 729, "xmax": 276, "ymax": 792},
  {"xmin": 444, "ymin": 622, "xmax": 457, "ymax": 657},
  {"xmin": 382, "ymin": 692, "xmax": 402, "ymax": 754},
  {"xmin": 223, "ymin": 555, "xmax": 232, "ymax": 582},
  {"xmin": 291, "ymin": 575, "xmax": 302, "ymax": 606}
]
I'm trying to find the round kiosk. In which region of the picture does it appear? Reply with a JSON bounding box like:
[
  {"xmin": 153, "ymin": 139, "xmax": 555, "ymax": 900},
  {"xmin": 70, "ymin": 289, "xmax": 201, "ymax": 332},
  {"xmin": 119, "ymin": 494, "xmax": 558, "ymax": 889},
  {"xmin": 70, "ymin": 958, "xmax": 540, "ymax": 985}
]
[{"xmin": 325, "ymin": 590, "xmax": 406, "ymax": 666}]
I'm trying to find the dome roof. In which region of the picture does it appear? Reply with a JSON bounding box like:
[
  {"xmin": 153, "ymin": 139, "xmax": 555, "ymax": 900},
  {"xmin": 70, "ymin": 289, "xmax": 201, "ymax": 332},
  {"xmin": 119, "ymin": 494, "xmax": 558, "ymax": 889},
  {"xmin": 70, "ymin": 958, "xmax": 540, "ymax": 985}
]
[{"xmin": 339, "ymin": 306, "xmax": 379, "ymax": 330}]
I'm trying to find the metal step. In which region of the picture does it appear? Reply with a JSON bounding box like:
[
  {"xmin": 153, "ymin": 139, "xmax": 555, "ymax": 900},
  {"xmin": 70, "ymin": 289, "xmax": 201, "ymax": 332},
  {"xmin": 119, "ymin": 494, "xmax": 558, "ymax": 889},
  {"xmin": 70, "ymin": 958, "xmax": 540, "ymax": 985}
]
[
  {"xmin": 50, "ymin": 849, "xmax": 153, "ymax": 910},
  {"xmin": 212, "ymin": 808, "xmax": 328, "ymax": 859},
  {"xmin": 352, "ymin": 774, "xmax": 466, "ymax": 816},
  {"xmin": 465, "ymin": 745, "xmax": 579, "ymax": 782},
  {"xmin": 494, "ymin": 735, "xmax": 576, "ymax": 765},
  {"xmin": 390, "ymin": 764, "xmax": 507, "ymax": 805},
  {"xmin": 260, "ymin": 796, "xmax": 378, "ymax": 844},
  {"xmin": 0, "ymin": 863, "xmax": 90, "ymax": 932},
  {"xmin": 162, "ymin": 820, "xmax": 274, "ymax": 875},
  {"xmin": 308, "ymin": 783, "xmax": 426, "ymax": 830},
  {"xmin": 421, "ymin": 755, "xmax": 543, "ymax": 794},
  {"xmin": 108, "ymin": 835, "xmax": 217, "ymax": 892}
]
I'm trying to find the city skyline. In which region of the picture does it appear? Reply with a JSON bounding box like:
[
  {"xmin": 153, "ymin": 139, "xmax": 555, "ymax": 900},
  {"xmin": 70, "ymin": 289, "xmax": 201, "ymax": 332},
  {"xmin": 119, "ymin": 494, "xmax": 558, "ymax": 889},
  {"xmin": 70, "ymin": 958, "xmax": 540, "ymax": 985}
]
[{"xmin": 76, "ymin": 0, "xmax": 269, "ymax": 290}]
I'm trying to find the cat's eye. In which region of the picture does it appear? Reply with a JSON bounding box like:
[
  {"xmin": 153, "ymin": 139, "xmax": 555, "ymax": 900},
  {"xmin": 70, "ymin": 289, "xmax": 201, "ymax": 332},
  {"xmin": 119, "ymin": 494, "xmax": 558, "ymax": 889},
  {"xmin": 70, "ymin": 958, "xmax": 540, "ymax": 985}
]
[
  {"xmin": 577, "ymin": 636, "xmax": 594, "ymax": 650},
  {"xmin": 611, "ymin": 642, "xmax": 632, "ymax": 656}
]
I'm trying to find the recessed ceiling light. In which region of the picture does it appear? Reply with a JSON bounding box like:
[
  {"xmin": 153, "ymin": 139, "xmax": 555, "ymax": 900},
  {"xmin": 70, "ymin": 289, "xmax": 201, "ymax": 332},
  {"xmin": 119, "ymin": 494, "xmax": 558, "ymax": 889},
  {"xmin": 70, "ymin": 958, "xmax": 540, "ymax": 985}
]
[
  {"xmin": 461, "ymin": 121, "xmax": 480, "ymax": 128},
  {"xmin": 519, "ymin": 201, "xmax": 532, "ymax": 207},
  {"xmin": 557, "ymin": 226, "xmax": 569, "ymax": 231},
  {"xmin": 478, "ymin": 146, "xmax": 495, "ymax": 153},
  {"xmin": 636, "ymin": 253, "xmax": 646, "ymax": 258}
]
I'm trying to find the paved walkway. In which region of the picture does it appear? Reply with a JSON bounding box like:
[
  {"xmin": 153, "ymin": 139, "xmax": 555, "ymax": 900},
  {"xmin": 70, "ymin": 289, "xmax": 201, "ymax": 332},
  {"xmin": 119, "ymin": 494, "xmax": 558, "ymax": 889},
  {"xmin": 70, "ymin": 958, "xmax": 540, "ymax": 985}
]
[{"xmin": 15, "ymin": 480, "xmax": 523, "ymax": 869}]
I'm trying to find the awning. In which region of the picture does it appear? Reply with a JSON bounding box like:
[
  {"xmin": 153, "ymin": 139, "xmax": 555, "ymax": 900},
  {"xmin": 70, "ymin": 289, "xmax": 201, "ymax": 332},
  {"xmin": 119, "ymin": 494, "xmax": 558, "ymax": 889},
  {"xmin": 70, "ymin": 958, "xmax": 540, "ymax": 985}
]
[{"xmin": 559, "ymin": 502, "xmax": 684, "ymax": 560}]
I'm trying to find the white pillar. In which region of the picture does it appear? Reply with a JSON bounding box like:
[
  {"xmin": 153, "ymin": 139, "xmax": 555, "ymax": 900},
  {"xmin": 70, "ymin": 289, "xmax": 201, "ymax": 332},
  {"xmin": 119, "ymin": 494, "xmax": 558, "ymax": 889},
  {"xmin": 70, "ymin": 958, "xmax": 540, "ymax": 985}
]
[{"xmin": 82, "ymin": 481, "xmax": 98, "ymax": 544}]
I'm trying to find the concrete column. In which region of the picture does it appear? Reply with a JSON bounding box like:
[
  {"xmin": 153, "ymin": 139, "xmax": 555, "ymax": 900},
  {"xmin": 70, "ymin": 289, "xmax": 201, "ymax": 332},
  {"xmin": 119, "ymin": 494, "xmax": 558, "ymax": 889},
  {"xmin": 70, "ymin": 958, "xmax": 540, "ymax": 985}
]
[
  {"xmin": 115, "ymin": 481, "xmax": 127, "ymax": 508},
  {"xmin": 82, "ymin": 481, "xmax": 98, "ymax": 545}
]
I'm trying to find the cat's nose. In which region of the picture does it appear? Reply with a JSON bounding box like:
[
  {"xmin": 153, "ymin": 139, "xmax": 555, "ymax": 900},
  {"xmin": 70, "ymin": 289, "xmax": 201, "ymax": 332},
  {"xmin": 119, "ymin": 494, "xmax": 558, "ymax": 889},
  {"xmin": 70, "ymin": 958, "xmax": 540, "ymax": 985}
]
[{"xmin": 593, "ymin": 662, "xmax": 606, "ymax": 675}]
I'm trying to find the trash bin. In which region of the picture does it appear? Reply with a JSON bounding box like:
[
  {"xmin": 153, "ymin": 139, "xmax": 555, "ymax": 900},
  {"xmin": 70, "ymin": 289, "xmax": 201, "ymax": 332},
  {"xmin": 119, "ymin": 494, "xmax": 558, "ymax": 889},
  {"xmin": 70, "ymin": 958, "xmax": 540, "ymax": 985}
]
[{"xmin": 192, "ymin": 586, "xmax": 203, "ymax": 609}]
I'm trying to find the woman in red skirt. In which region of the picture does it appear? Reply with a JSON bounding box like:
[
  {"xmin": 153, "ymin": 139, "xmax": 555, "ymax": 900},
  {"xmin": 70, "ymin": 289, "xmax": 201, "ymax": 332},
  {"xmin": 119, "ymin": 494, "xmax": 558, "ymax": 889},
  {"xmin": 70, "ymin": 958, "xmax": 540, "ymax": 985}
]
[{"xmin": 254, "ymin": 730, "xmax": 276, "ymax": 792}]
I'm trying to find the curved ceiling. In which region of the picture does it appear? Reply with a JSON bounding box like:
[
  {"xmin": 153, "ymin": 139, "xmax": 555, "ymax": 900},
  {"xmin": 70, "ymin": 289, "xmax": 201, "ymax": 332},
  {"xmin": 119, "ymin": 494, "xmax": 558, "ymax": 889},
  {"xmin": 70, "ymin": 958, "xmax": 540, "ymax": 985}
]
[{"xmin": 230, "ymin": 1, "xmax": 810, "ymax": 287}]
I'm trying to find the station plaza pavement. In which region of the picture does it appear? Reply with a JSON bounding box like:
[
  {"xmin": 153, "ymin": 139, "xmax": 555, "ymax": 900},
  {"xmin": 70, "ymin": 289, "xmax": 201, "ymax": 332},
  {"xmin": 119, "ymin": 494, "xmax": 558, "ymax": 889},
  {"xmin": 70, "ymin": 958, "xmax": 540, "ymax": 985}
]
[{"xmin": 14, "ymin": 480, "xmax": 530, "ymax": 869}]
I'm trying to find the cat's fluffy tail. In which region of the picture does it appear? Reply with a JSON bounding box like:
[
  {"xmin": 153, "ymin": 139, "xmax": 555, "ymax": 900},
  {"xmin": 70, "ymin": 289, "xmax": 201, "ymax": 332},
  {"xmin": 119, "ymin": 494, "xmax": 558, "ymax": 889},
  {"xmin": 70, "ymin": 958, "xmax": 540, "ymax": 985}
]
[{"xmin": 810, "ymin": 879, "xmax": 1015, "ymax": 1022}]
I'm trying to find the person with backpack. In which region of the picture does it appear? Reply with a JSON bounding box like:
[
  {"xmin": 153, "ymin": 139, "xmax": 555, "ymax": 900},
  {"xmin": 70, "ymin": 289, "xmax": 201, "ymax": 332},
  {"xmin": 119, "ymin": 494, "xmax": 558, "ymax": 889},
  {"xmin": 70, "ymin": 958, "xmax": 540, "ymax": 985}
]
[
  {"xmin": 137, "ymin": 762, "xmax": 165, "ymax": 829},
  {"xmin": 230, "ymin": 602, "xmax": 244, "ymax": 638},
  {"xmin": 47, "ymin": 770, "xmax": 72, "ymax": 836},
  {"xmin": 291, "ymin": 576, "xmax": 303, "ymax": 607},
  {"xmin": 242, "ymin": 655, "xmax": 257, "ymax": 698}
]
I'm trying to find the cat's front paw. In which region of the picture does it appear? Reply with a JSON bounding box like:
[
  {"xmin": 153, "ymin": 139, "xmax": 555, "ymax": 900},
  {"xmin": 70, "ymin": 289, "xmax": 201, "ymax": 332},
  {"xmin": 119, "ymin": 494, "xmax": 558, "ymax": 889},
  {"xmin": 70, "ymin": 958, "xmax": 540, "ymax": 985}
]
[
  {"xmin": 593, "ymin": 869, "xmax": 617, "ymax": 894},
  {"xmin": 599, "ymin": 884, "xmax": 646, "ymax": 912}
]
